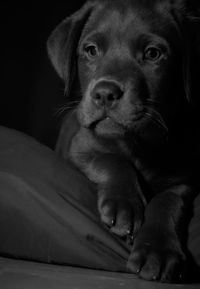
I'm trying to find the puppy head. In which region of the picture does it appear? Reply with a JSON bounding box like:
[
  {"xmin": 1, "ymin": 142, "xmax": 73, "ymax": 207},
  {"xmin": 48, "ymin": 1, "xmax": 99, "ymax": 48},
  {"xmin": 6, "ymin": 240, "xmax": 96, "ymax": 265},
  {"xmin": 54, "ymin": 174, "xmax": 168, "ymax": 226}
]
[{"xmin": 48, "ymin": 0, "xmax": 200, "ymax": 143}]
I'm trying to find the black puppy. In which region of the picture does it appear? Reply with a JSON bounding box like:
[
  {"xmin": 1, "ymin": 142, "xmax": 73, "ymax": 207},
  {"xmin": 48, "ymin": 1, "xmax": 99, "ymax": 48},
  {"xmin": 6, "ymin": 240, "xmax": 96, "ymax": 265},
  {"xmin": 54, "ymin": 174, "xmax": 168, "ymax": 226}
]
[{"xmin": 48, "ymin": 0, "xmax": 200, "ymax": 283}]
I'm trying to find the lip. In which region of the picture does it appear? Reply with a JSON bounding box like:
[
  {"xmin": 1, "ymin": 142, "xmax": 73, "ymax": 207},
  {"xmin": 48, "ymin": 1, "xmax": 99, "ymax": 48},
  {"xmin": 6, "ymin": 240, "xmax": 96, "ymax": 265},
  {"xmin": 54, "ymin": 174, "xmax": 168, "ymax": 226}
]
[
  {"xmin": 90, "ymin": 116, "xmax": 126, "ymax": 138},
  {"xmin": 88, "ymin": 113, "xmax": 109, "ymax": 129},
  {"xmin": 89, "ymin": 110, "xmax": 145, "ymax": 129},
  {"xmin": 90, "ymin": 115, "xmax": 115, "ymax": 128}
]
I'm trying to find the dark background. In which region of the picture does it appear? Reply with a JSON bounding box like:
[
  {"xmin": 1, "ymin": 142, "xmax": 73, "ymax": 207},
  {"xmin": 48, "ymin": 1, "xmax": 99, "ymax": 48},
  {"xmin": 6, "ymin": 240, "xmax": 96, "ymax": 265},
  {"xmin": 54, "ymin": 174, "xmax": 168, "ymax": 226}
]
[
  {"xmin": 1, "ymin": 2, "xmax": 84, "ymax": 149},
  {"xmin": 1, "ymin": 2, "xmax": 200, "ymax": 151}
]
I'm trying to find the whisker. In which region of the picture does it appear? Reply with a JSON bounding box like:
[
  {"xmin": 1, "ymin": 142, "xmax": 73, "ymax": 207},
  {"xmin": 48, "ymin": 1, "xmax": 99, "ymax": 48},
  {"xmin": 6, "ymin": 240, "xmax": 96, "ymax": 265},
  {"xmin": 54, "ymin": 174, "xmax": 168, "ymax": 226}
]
[
  {"xmin": 65, "ymin": 100, "xmax": 80, "ymax": 105},
  {"xmin": 144, "ymin": 106, "xmax": 164, "ymax": 121},
  {"xmin": 54, "ymin": 101, "xmax": 80, "ymax": 117},
  {"xmin": 145, "ymin": 99, "xmax": 161, "ymax": 105},
  {"xmin": 143, "ymin": 105, "xmax": 168, "ymax": 132},
  {"xmin": 144, "ymin": 112, "xmax": 168, "ymax": 133}
]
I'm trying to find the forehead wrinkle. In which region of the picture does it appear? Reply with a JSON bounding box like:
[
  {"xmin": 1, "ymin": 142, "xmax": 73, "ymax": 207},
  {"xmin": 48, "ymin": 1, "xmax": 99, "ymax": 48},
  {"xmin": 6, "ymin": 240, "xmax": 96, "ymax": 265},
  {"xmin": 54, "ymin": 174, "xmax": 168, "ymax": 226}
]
[
  {"xmin": 80, "ymin": 1, "xmax": 181, "ymax": 50},
  {"xmin": 103, "ymin": 9, "xmax": 149, "ymax": 38},
  {"xmin": 81, "ymin": 6, "xmax": 149, "ymax": 44}
]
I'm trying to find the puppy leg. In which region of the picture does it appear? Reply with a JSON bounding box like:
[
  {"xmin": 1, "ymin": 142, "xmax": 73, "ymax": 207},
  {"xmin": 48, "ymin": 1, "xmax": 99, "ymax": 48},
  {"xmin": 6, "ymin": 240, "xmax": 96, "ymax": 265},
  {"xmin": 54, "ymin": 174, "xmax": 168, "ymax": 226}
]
[
  {"xmin": 84, "ymin": 154, "xmax": 146, "ymax": 237},
  {"xmin": 68, "ymin": 128, "xmax": 146, "ymax": 237},
  {"xmin": 127, "ymin": 187, "xmax": 192, "ymax": 282}
]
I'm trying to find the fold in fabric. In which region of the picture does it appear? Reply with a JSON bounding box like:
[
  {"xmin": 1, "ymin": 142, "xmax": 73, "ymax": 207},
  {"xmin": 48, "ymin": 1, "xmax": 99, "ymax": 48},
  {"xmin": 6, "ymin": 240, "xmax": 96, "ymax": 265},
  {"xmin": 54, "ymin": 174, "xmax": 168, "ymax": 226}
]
[
  {"xmin": 0, "ymin": 126, "xmax": 199, "ymax": 276},
  {"xmin": 0, "ymin": 126, "xmax": 130, "ymax": 272}
]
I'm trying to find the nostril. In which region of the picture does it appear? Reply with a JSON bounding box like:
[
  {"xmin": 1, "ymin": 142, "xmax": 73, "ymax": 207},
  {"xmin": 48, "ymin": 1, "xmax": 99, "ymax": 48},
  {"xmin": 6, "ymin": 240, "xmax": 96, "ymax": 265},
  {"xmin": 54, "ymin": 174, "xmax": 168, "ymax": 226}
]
[
  {"xmin": 107, "ymin": 93, "xmax": 115, "ymax": 102},
  {"xmin": 92, "ymin": 81, "xmax": 124, "ymax": 107},
  {"xmin": 95, "ymin": 92, "xmax": 102, "ymax": 100},
  {"xmin": 114, "ymin": 89, "xmax": 123, "ymax": 100}
]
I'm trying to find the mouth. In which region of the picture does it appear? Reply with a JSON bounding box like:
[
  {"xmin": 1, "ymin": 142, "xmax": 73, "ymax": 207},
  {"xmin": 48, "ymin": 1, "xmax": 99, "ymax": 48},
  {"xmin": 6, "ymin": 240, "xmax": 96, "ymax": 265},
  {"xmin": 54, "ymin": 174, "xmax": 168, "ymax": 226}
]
[
  {"xmin": 90, "ymin": 116, "xmax": 126, "ymax": 138},
  {"xmin": 86, "ymin": 107, "xmax": 147, "ymax": 139}
]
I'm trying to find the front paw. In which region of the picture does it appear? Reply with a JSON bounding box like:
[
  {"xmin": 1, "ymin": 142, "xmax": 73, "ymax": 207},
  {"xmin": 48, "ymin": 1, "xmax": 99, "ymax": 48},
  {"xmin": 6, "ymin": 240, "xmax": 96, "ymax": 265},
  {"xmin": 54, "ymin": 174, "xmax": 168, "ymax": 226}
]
[
  {"xmin": 127, "ymin": 224, "xmax": 186, "ymax": 282},
  {"xmin": 97, "ymin": 186, "xmax": 145, "ymax": 237}
]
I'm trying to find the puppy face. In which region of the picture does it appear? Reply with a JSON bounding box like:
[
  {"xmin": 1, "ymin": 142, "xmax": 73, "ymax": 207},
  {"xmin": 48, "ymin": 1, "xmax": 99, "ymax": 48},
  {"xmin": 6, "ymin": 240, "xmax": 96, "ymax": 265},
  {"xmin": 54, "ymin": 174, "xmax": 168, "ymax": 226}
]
[
  {"xmin": 77, "ymin": 0, "xmax": 185, "ymax": 140},
  {"xmin": 48, "ymin": 0, "xmax": 200, "ymax": 142}
]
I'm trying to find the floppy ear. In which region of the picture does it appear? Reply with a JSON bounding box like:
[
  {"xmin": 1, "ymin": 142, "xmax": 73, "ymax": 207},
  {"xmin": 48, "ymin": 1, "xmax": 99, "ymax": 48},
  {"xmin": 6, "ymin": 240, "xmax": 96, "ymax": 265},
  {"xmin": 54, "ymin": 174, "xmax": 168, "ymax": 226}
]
[
  {"xmin": 186, "ymin": 7, "xmax": 200, "ymax": 105},
  {"xmin": 181, "ymin": 1, "xmax": 200, "ymax": 104},
  {"xmin": 169, "ymin": 0, "xmax": 200, "ymax": 103},
  {"xmin": 47, "ymin": 1, "xmax": 97, "ymax": 94},
  {"xmin": 184, "ymin": 15, "xmax": 200, "ymax": 104}
]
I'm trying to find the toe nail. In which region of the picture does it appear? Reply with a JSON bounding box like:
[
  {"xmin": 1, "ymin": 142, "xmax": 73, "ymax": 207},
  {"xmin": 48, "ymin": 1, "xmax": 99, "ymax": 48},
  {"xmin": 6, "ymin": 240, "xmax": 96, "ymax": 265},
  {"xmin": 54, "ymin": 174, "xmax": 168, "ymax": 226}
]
[
  {"xmin": 153, "ymin": 275, "xmax": 157, "ymax": 280},
  {"xmin": 111, "ymin": 219, "xmax": 115, "ymax": 226}
]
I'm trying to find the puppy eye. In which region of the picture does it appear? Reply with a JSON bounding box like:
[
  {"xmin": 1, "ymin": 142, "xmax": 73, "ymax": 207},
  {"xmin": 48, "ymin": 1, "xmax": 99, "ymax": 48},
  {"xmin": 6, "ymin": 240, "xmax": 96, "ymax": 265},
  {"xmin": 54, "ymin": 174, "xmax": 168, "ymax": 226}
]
[
  {"xmin": 144, "ymin": 47, "xmax": 162, "ymax": 61},
  {"xmin": 84, "ymin": 44, "xmax": 99, "ymax": 58}
]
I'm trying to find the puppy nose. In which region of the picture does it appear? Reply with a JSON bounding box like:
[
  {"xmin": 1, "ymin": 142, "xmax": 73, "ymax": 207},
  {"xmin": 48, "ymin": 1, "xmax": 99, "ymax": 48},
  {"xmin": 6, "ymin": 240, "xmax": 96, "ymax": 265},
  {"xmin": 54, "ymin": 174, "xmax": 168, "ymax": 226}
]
[{"xmin": 92, "ymin": 81, "xmax": 123, "ymax": 108}]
